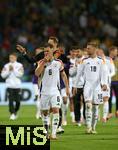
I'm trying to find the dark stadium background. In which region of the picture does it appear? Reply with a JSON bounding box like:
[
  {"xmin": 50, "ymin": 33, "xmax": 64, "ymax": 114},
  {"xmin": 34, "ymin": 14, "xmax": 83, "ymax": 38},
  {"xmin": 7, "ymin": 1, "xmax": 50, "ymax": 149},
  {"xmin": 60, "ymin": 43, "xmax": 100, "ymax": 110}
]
[{"xmin": 0, "ymin": 0, "xmax": 118, "ymax": 81}]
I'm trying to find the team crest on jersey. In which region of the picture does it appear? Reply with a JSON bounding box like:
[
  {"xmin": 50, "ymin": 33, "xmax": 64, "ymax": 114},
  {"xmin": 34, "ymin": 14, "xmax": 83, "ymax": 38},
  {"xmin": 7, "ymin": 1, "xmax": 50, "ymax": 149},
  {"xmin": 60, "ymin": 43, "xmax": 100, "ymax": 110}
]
[{"xmin": 54, "ymin": 64, "xmax": 57, "ymax": 67}]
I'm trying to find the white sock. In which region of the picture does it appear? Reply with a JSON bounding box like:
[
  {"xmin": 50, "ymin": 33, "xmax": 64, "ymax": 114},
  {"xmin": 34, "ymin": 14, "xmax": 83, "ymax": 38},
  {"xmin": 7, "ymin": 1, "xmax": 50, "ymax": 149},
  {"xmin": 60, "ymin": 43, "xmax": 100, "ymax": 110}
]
[
  {"xmin": 36, "ymin": 99, "xmax": 40, "ymax": 109},
  {"xmin": 52, "ymin": 113, "xmax": 59, "ymax": 136},
  {"xmin": 85, "ymin": 103, "xmax": 92, "ymax": 128},
  {"xmin": 36, "ymin": 100, "xmax": 41, "ymax": 114},
  {"xmin": 98, "ymin": 106, "xmax": 101, "ymax": 121},
  {"xmin": 92, "ymin": 105, "xmax": 99, "ymax": 130},
  {"xmin": 103, "ymin": 101, "xmax": 109, "ymax": 119},
  {"xmin": 42, "ymin": 115, "xmax": 50, "ymax": 133},
  {"xmin": 62, "ymin": 103, "xmax": 68, "ymax": 121},
  {"xmin": 33, "ymin": 84, "xmax": 40, "ymax": 113},
  {"xmin": 70, "ymin": 112, "xmax": 75, "ymax": 122},
  {"xmin": 33, "ymin": 84, "xmax": 39, "ymax": 96},
  {"xmin": 70, "ymin": 112, "xmax": 75, "ymax": 118},
  {"xmin": 80, "ymin": 105, "xmax": 84, "ymax": 121}
]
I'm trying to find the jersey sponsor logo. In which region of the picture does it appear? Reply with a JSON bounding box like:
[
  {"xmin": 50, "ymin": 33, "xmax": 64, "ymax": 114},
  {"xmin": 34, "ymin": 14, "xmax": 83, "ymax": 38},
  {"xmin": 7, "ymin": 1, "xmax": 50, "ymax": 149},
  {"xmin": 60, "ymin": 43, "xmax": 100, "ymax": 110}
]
[{"xmin": 54, "ymin": 64, "xmax": 57, "ymax": 68}]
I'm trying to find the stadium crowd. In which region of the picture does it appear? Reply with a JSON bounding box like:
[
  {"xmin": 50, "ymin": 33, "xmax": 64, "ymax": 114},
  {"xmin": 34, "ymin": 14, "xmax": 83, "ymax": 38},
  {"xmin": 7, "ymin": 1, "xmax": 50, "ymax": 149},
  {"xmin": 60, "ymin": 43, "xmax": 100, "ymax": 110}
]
[{"xmin": 0, "ymin": 0, "xmax": 118, "ymax": 81}]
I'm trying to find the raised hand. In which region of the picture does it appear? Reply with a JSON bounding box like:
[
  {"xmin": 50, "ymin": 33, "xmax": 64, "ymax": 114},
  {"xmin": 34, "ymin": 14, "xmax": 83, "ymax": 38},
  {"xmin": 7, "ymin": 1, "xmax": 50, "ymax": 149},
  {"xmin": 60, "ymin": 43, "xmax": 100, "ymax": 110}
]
[{"xmin": 16, "ymin": 44, "xmax": 26, "ymax": 54}]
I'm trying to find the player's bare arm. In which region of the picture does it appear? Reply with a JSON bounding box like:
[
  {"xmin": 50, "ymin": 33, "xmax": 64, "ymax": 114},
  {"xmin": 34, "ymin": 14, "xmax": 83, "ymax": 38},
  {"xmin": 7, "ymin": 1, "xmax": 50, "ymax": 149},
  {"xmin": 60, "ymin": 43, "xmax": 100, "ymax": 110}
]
[
  {"xmin": 72, "ymin": 87, "xmax": 77, "ymax": 96},
  {"xmin": 60, "ymin": 70, "xmax": 69, "ymax": 96}
]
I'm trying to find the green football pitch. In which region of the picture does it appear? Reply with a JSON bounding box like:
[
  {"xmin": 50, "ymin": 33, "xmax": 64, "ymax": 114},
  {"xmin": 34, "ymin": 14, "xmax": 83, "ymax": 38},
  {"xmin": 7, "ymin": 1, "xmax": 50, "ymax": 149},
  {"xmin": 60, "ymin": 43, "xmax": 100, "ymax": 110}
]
[{"xmin": 0, "ymin": 105, "xmax": 118, "ymax": 150}]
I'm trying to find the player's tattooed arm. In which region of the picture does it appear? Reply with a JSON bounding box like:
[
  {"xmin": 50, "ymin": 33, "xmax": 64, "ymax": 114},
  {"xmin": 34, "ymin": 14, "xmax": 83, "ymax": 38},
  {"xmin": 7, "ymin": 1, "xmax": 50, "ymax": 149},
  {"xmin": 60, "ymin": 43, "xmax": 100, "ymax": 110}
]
[
  {"xmin": 35, "ymin": 55, "xmax": 50, "ymax": 77},
  {"xmin": 35, "ymin": 59, "xmax": 46, "ymax": 77}
]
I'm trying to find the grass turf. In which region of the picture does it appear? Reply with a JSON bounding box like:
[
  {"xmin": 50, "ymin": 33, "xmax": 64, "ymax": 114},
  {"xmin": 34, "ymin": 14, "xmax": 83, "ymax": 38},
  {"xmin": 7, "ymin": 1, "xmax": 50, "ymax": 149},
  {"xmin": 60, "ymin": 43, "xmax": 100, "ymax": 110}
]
[{"xmin": 0, "ymin": 105, "xmax": 118, "ymax": 150}]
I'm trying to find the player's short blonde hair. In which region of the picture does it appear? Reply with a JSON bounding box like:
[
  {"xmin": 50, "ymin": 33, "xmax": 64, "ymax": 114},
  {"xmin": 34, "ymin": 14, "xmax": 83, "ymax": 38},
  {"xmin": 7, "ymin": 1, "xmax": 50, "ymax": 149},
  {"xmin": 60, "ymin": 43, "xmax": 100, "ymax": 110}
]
[{"xmin": 49, "ymin": 36, "xmax": 59, "ymax": 44}]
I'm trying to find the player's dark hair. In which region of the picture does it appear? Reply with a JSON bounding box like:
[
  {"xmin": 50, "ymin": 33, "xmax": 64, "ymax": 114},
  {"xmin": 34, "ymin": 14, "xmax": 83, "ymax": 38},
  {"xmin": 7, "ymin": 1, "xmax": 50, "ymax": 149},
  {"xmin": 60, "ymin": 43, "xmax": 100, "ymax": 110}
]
[
  {"xmin": 87, "ymin": 41, "xmax": 98, "ymax": 48},
  {"xmin": 73, "ymin": 45, "xmax": 80, "ymax": 50},
  {"xmin": 58, "ymin": 43, "xmax": 65, "ymax": 51},
  {"xmin": 44, "ymin": 43, "xmax": 53, "ymax": 49},
  {"xmin": 70, "ymin": 45, "xmax": 77, "ymax": 51},
  {"xmin": 10, "ymin": 52, "xmax": 17, "ymax": 57}
]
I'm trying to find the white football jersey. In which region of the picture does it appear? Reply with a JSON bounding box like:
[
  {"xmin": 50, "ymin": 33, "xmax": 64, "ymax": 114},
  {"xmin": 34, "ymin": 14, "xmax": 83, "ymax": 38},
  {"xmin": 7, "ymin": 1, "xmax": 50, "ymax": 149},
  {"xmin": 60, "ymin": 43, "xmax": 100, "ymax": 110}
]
[
  {"xmin": 104, "ymin": 56, "xmax": 115, "ymax": 85},
  {"xmin": 1, "ymin": 61, "xmax": 24, "ymax": 88},
  {"xmin": 39, "ymin": 59, "xmax": 64, "ymax": 95},
  {"xmin": 72, "ymin": 56, "xmax": 85, "ymax": 88},
  {"xmin": 75, "ymin": 56, "xmax": 108, "ymax": 87}
]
